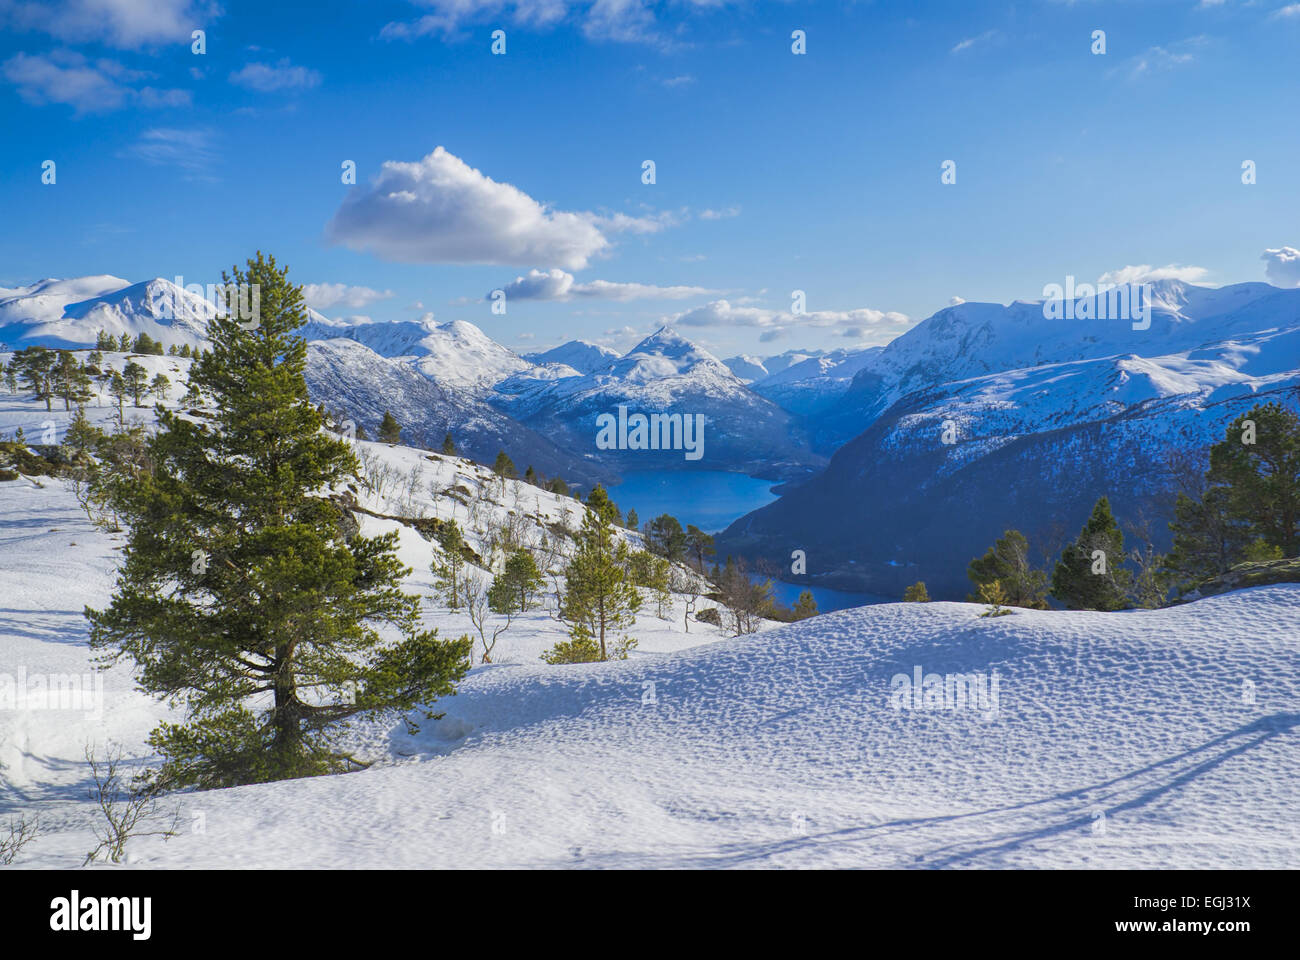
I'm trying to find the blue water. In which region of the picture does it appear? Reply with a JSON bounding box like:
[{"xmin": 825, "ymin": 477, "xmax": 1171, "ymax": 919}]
[
  {"xmin": 611, "ymin": 469, "xmax": 778, "ymax": 533},
  {"xmin": 611, "ymin": 469, "xmax": 883, "ymax": 612}
]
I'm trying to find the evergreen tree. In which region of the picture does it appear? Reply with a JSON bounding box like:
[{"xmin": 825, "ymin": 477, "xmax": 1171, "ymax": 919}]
[
  {"xmin": 150, "ymin": 373, "xmax": 171, "ymax": 404},
  {"xmin": 1050, "ymin": 496, "xmax": 1132, "ymax": 610},
  {"xmin": 967, "ymin": 529, "xmax": 1048, "ymax": 608},
  {"xmin": 64, "ymin": 405, "xmax": 100, "ymax": 457},
  {"xmin": 546, "ymin": 476, "xmax": 568, "ymax": 497},
  {"xmin": 791, "ymin": 590, "xmax": 818, "ymax": 620},
  {"xmin": 625, "ymin": 507, "xmax": 638, "ymax": 530},
  {"xmin": 1207, "ymin": 404, "xmax": 1300, "ymax": 556},
  {"xmin": 86, "ymin": 253, "xmax": 470, "ymax": 789},
  {"xmin": 685, "ymin": 524, "xmax": 715, "ymax": 571},
  {"xmin": 548, "ymin": 484, "xmax": 641, "ymax": 662},
  {"xmin": 488, "ymin": 550, "xmax": 544, "ymax": 614},
  {"xmin": 54, "ymin": 351, "xmax": 93, "ymax": 410},
  {"xmin": 441, "ymin": 432, "xmax": 456, "ymax": 455},
  {"xmin": 14, "ymin": 346, "xmax": 56, "ymax": 410},
  {"xmin": 644, "ymin": 513, "xmax": 687, "ymax": 562},
  {"xmin": 117, "ymin": 333, "xmax": 133, "ymax": 352},
  {"xmin": 492, "ymin": 450, "xmax": 517, "ymax": 478},
  {"xmin": 122, "ymin": 360, "xmax": 148, "ymax": 406},
  {"xmin": 378, "ymin": 410, "xmax": 402, "ymax": 444},
  {"xmin": 524, "ymin": 464, "xmax": 538, "ymax": 486},
  {"xmin": 3, "ymin": 359, "xmax": 17, "ymax": 395},
  {"xmin": 903, "ymin": 581, "xmax": 930, "ymax": 602},
  {"xmin": 108, "ymin": 371, "xmax": 128, "ymax": 421},
  {"xmin": 432, "ymin": 520, "xmax": 467, "ymax": 609},
  {"xmin": 96, "ymin": 330, "xmax": 116, "ymax": 351}
]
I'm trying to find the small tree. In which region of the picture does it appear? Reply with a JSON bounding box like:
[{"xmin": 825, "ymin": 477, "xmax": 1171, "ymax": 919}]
[
  {"xmin": 117, "ymin": 333, "xmax": 133, "ymax": 352},
  {"xmin": 625, "ymin": 507, "xmax": 639, "ymax": 530},
  {"xmin": 550, "ymin": 484, "xmax": 641, "ymax": 661},
  {"xmin": 432, "ymin": 520, "xmax": 468, "ymax": 609},
  {"xmin": 493, "ymin": 450, "xmax": 517, "ymax": 478},
  {"xmin": 791, "ymin": 590, "xmax": 818, "ymax": 620},
  {"xmin": 378, "ymin": 410, "xmax": 402, "ymax": 444},
  {"xmin": 903, "ymin": 581, "xmax": 930, "ymax": 602},
  {"xmin": 524, "ymin": 464, "xmax": 538, "ymax": 486},
  {"xmin": 150, "ymin": 373, "xmax": 171, "ymax": 404},
  {"xmin": 441, "ymin": 432, "xmax": 456, "ymax": 455},
  {"xmin": 547, "ymin": 476, "xmax": 568, "ymax": 497},
  {"xmin": 122, "ymin": 360, "xmax": 148, "ymax": 407},
  {"xmin": 685, "ymin": 525, "xmax": 715, "ymax": 571},
  {"xmin": 978, "ymin": 581, "xmax": 1013, "ymax": 618},
  {"xmin": 1050, "ymin": 496, "xmax": 1131, "ymax": 611},
  {"xmin": 108, "ymin": 371, "xmax": 129, "ymax": 422},
  {"xmin": 967, "ymin": 529, "xmax": 1048, "ymax": 608},
  {"xmin": 644, "ymin": 513, "xmax": 687, "ymax": 562},
  {"xmin": 489, "ymin": 549, "xmax": 544, "ymax": 614}
]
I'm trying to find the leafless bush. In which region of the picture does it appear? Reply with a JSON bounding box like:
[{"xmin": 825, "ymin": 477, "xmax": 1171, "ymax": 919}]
[
  {"xmin": 82, "ymin": 744, "xmax": 181, "ymax": 866},
  {"xmin": 1, "ymin": 815, "xmax": 37, "ymax": 865}
]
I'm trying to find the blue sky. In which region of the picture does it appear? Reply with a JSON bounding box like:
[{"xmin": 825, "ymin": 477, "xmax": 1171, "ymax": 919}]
[{"xmin": 2, "ymin": 0, "xmax": 1299, "ymax": 358}]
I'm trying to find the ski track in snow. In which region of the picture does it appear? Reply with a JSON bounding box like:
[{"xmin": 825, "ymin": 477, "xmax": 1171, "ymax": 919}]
[{"xmin": 2, "ymin": 463, "xmax": 1297, "ymax": 869}]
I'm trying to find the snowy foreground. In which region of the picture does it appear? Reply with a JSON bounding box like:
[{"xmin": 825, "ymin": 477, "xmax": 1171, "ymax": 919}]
[{"xmin": 1, "ymin": 405, "xmax": 1298, "ymax": 868}]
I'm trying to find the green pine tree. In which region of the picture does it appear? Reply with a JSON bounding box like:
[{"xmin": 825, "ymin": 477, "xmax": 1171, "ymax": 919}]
[
  {"xmin": 432, "ymin": 520, "xmax": 467, "ymax": 609},
  {"xmin": 441, "ymin": 432, "xmax": 456, "ymax": 455},
  {"xmin": 1207, "ymin": 404, "xmax": 1300, "ymax": 557},
  {"xmin": 85, "ymin": 253, "xmax": 470, "ymax": 790},
  {"xmin": 967, "ymin": 529, "xmax": 1048, "ymax": 608},
  {"xmin": 492, "ymin": 450, "xmax": 517, "ymax": 478},
  {"xmin": 1050, "ymin": 496, "xmax": 1132, "ymax": 610},
  {"xmin": 903, "ymin": 581, "xmax": 930, "ymax": 602},
  {"xmin": 378, "ymin": 410, "xmax": 402, "ymax": 444},
  {"xmin": 488, "ymin": 550, "xmax": 544, "ymax": 614},
  {"xmin": 547, "ymin": 484, "xmax": 641, "ymax": 662},
  {"xmin": 122, "ymin": 360, "xmax": 148, "ymax": 406},
  {"xmin": 792, "ymin": 590, "xmax": 818, "ymax": 620}
]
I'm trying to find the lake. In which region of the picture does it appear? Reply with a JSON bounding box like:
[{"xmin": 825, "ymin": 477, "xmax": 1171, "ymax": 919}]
[
  {"xmin": 611, "ymin": 469, "xmax": 883, "ymax": 612},
  {"xmin": 611, "ymin": 469, "xmax": 779, "ymax": 534}
]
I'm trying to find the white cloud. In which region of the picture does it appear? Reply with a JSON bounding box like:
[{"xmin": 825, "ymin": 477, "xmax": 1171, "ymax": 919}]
[
  {"xmin": 325, "ymin": 146, "xmax": 669, "ymax": 269},
  {"xmin": 951, "ymin": 30, "xmax": 999, "ymax": 54},
  {"xmin": 1097, "ymin": 264, "xmax": 1209, "ymax": 285},
  {"xmin": 229, "ymin": 59, "xmax": 322, "ymax": 92},
  {"xmin": 0, "ymin": 0, "xmax": 219, "ymax": 49},
  {"xmin": 949, "ymin": 296, "xmax": 966, "ymax": 305},
  {"xmin": 495, "ymin": 268, "xmax": 717, "ymax": 302},
  {"xmin": 1271, "ymin": 4, "xmax": 1300, "ymax": 19},
  {"xmin": 669, "ymin": 299, "xmax": 911, "ymax": 344},
  {"xmin": 1120, "ymin": 36, "xmax": 1207, "ymax": 78},
  {"xmin": 1262, "ymin": 247, "xmax": 1300, "ymax": 287},
  {"xmin": 121, "ymin": 127, "xmax": 215, "ymax": 172},
  {"xmin": 699, "ymin": 206, "xmax": 740, "ymax": 220},
  {"xmin": 2, "ymin": 50, "xmax": 189, "ymax": 113},
  {"xmin": 301, "ymin": 283, "xmax": 396, "ymax": 310}
]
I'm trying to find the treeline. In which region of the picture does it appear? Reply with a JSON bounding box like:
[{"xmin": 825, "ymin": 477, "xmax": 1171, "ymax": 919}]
[
  {"xmin": 3, "ymin": 346, "xmax": 184, "ymax": 419},
  {"xmin": 903, "ymin": 402, "xmax": 1300, "ymax": 610}
]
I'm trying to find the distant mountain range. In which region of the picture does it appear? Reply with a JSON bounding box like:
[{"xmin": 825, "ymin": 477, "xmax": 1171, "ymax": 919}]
[{"xmin": 717, "ymin": 279, "xmax": 1300, "ymax": 598}]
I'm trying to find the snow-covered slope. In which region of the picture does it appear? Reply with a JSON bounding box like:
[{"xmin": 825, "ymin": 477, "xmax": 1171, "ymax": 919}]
[
  {"xmin": 751, "ymin": 345, "xmax": 884, "ymax": 416},
  {"xmin": 4, "ymin": 452, "xmax": 1295, "ymax": 868},
  {"xmin": 0, "ymin": 277, "xmax": 215, "ymax": 351}
]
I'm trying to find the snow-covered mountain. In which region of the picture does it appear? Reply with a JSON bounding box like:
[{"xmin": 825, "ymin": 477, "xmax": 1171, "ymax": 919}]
[
  {"xmin": 493, "ymin": 327, "xmax": 822, "ymax": 479},
  {"xmin": 719, "ymin": 281, "xmax": 1300, "ymax": 598},
  {"xmin": 0, "ymin": 276, "xmax": 215, "ymax": 350},
  {"xmin": 524, "ymin": 340, "xmax": 619, "ymax": 375},
  {"xmin": 750, "ymin": 346, "xmax": 884, "ymax": 417},
  {"xmin": 721, "ymin": 354, "xmax": 769, "ymax": 383}
]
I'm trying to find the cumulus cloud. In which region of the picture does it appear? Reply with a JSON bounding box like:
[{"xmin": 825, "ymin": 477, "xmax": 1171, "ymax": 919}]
[
  {"xmin": 229, "ymin": 59, "xmax": 322, "ymax": 92},
  {"xmin": 0, "ymin": 0, "xmax": 218, "ymax": 49},
  {"xmin": 1097, "ymin": 264, "xmax": 1210, "ymax": 285},
  {"xmin": 668, "ymin": 299, "xmax": 911, "ymax": 344},
  {"xmin": 2, "ymin": 50, "xmax": 189, "ymax": 113},
  {"xmin": 1262, "ymin": 247, "xmax": 1300, "ymax": 288},
  {"xmin": 302, "ymin": 283, "xmax": 396, "ymax": 310},
  {"xmin": 494, "ymin": 268, "xmax": 717, "ymax": 302},
  {"xmin": 325, "ymin": 146, "xmax": 670, "ymax": 270}
]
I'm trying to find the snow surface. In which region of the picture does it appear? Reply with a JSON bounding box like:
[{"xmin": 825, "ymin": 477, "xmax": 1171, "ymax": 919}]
[{"xmin": 2, "ymin": 424, "xmax": 1296, "ymax": 868}]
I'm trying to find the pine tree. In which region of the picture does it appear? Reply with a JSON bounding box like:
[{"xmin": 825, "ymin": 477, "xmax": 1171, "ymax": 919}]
[
  {"xmin": 1207, "ymin": 404, "xmax": 1300, "ymax": 557},
  {"xmin": 903, "ymin": 581, "xmax": 930, "ymax": 602},
  {"xmin": 150, "ymin": 373, "xmax": 171, "ymax": 404},
  {"xmin": 3, "ymin": 359, "xmax": 16, "ymax": 395},
  {"xmin": 792, "ymin": 590, "xmax": 818, "ymax": 620},
  {"xmin": 441, "ymin": 432, "xmax": 456, "ymax": 455},
  {"xmin": 86, "ymin": 253, "xmax": 470, "ymax": 789},
  {"xmin": 122, "ymin": 360, "xmax": 148, "ymax": 406},
  {"xmin": 378, "ymin": 410, "xmax": 402, "ymax": 444},
  {"xmin": 96, "ymin": 330, "xmax": 116, "ymax": 351},
  {"xmin": 547, "ymin": 476, "xmax": 568, "ymax": 497},
  {"xmin": 644, "ymin": 513, "xmax": 686, "ymax": 562},
  {"xmin": 1050, "ymin": 496, "xmax": 1132, "ymax": 610},
  {"xmin": 685, "ymin": 524, "xmax": 715, "ymax": 571},
  {"xmin": 548, "ymin": 484, "xmax": 641, "ymax": 662},
  {"xmin": 64, "ymin": 405, "xmax": 99, "ymax": 457},
  {"xmin": 625, "ymin": 507, "xmax": 638, "ymax": 530},
  {"xmin": 108, "ymin": 371, "xmax": 128, "ymax": 421},
  {"xmin": 15, "ymin": 346, "xmax": 56, "ymax": 410},
  {"xmin": 492, "ymin": 450, "xmax": 517, "ymax": 478},
  {"xmin": 967, "ymin": 529, "xmax": 1048, "ymax": 608},
  {"xmin": 118, "ymin": 333, "xmax": 133, "ymax": 352},
  {"xmin": 432, "ymin": 520, "xmax": 467, "ymax": 609},
  {"xmin": 488, "ymin": 550, "xmax": 544, "ymax": 614}
]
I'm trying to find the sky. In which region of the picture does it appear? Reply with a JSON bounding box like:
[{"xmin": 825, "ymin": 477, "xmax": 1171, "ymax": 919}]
[{"xmin": 2, "ymin": 0, "xmax": 1299, "ymax": 360}]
